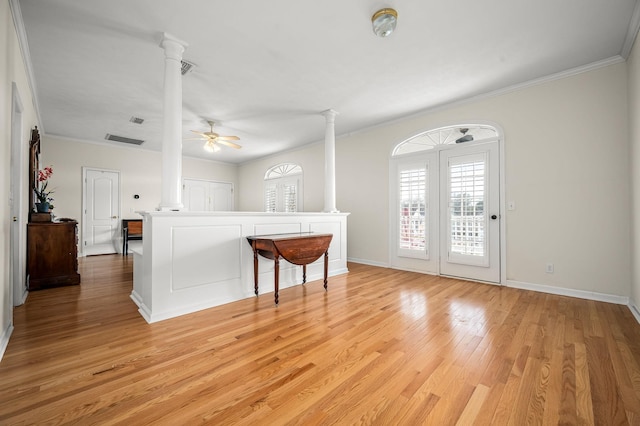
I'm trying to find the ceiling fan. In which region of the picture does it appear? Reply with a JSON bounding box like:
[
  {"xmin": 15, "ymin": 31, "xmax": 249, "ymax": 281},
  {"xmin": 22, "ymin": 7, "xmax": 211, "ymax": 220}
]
[
  {"xmin": 188, "ymin": 120, "xmax": 241, "ymax": 152},
  {"xmin": 455, "ymin": 128, "xmax": 474, "ymax": 144}
]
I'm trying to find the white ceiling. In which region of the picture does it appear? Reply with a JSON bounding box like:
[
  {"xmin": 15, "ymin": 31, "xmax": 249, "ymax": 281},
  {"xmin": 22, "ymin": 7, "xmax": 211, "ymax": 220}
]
[{"xmin": 17, "ymin": 0, "xmax": 640, "ymax": 164}]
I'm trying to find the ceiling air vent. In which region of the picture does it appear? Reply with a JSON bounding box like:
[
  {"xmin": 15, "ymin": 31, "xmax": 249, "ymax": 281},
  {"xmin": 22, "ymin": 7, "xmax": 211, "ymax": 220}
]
[
  {"xmin": 105, "ymin": 134, "xmax": 144, "ymax": 145},
  {"xmin": 181, "ymin": 60, "xmax": 196, "ymax": 75},
  {"xmin": 129, "ymin": 116, "xmax": 144, "ymax": 124}
]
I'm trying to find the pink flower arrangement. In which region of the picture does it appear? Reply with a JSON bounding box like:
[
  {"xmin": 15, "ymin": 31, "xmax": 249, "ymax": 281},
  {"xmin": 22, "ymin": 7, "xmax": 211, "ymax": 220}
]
[{"xmin": 35, "ymin": 166, "xmax": 54, "ymax": 204}]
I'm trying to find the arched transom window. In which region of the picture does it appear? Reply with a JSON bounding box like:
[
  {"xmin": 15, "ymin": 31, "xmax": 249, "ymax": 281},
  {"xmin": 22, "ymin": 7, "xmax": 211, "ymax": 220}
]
[
  {"xmin": 264, "ymin": 163, "xmax": 303, "ymax": 212},
  {"xmin": 393, "ymin": 124, "xmax": 499, "ymax": 156}
]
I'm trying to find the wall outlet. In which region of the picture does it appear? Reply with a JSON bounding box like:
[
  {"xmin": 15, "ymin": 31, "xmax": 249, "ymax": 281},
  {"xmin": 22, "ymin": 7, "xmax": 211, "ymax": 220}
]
[{"xmin": 546, "ymin": 263, "xmax": 554, "ymax": 273}]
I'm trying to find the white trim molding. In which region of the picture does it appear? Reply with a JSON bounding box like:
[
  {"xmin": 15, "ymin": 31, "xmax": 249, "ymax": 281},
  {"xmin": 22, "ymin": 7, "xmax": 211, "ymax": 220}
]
[
  {"xmin": 621, "ymin": 0, "xmax": 640, "ymax": 59},
  {"xmin": 347, "ymin": 257, "xmax": 389, "ymax": 268},
  {"xmin": 507, "ymin": 280, "xmax": 629, "ymax": 305},
  {"xmin": 0, "ymin": 323, "xmax": 14, "ymax": 362},
  {"xmin": 9, "ymin": 0, "xmax": 43, "ymax": 132},
  {"xmin": 629, "ymin": 299, "xmax": 640, "ymax": 325}
]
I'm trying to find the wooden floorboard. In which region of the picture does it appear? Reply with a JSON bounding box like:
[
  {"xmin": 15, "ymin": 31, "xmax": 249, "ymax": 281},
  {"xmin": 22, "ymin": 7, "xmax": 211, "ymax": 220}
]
[{"xmin": 2, "ymin": 255, "xmax": 640, "ymax": 424}]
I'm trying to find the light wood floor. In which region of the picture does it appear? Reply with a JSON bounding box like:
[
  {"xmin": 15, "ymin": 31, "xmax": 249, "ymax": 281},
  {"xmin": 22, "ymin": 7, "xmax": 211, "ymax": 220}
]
[{"xmin": 2, "ymin": 256, "xmax": 640, "ymax": 425}]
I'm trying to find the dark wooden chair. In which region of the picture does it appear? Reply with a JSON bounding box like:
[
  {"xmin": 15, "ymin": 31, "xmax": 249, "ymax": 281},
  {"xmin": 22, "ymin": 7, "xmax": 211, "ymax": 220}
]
[{"xmin": 122, "ymin": 219, "xmax": 143, "ymax": 255}]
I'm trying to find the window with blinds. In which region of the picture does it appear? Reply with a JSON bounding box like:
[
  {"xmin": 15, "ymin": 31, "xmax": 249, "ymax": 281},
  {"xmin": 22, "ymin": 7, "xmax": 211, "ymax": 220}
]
[
  {"xmin": 264, "ymin": 163, "xmax": 303, "ymax": 212},
  {"xmin": 448, "ymin": 158, "xmax": 485, "ymax": 257},
  {"xmin": 398, "ymin": 165, "xmax": 428, "ymax": 257}
]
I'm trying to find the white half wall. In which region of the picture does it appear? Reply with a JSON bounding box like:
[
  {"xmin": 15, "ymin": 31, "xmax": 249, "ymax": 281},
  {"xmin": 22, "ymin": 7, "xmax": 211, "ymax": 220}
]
[{"xmin": 132, "ymin": 212, "xmax": 349, "ymax": 323}]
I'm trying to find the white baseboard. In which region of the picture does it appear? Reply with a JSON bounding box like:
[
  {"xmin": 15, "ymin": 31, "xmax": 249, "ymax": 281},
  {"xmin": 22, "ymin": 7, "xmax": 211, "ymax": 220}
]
[
  {"xmin": 506, "ymin": 279, "xmax": 629, "ymax": 305},
  {"xmin": 130, "ymin": 291, "xmax": 142, "ymax": 307},
  {"xmin": 629, "ymin": 299, "xmax": 640, "ymax": 325},
  {"xmin": 347, "ymin": 257, "xmax": 389, "ymax": 268},
  {"xmin": 0, "ymin": 323, "xmax": 14, "ymax": 363}
]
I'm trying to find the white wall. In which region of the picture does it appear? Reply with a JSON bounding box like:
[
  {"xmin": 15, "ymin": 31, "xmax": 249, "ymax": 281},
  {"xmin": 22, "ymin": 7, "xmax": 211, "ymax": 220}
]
[
  {"xmin": 41, "ymin": 136, "xmax": 238, "ymax": 254},
  {"xmin": 629, "ymin": 30, "xmax": 640, "ymax": 310},
  {"xmin": 239, "ymin": 61, "xmax": 632, "ymax": 298},
  {"xmin": 1, "ymin": 0, "xmax": 40, "ymax": 358},
  {"xmin": 238, "ymin": 142, "xmax": 325, "ymax": 212}
]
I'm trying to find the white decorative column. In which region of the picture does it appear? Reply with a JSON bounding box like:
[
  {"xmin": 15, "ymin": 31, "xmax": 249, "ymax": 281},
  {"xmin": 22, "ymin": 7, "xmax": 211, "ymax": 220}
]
[
  {"xmin": 158, "ymin": 33, "xmax": 188, "ymax": 211},
  {"xmin": 322, "ymin": 109, "xmax": 339, "ymax": 213}
]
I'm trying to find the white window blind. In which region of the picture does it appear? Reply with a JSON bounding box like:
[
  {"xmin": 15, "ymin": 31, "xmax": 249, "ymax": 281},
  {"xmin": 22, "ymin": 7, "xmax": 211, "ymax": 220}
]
[
  {"xmin": 448, "ymin": 158, "xmax": 485, "ymax": 257},
  {"xmin": 283, "ymin": 183, "xmax": 297, "ymax": 212},
  {"xmin": 265, "ymin": 184, "xmax": 277, "ymax": 213},
  {"xmin": 398, "ymin": 166, "xmax": 427, "ymax": 256}
]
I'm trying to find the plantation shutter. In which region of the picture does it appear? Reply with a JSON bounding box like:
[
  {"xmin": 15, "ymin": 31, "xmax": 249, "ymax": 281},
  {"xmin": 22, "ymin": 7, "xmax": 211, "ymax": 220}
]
[
  {"xmin": 283, "ymin": 182, "xmax": 297, "ymax": 212},
  {"xmin": 264, "ymin": 184, "xmax": 277, "ymax": 212},
  {"xmin": 397, "ymin": 162, "xmax": 428, "ymax": 259}
]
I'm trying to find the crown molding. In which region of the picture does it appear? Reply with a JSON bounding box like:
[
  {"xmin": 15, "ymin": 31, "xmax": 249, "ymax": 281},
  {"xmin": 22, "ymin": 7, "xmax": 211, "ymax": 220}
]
[
  {"xmin": 621, "ymin": 0, "xmax": 640, "ymax": 59},
  {"xmin": 9, "ymin": 0, "xmax": 43, "ymax": 132}
]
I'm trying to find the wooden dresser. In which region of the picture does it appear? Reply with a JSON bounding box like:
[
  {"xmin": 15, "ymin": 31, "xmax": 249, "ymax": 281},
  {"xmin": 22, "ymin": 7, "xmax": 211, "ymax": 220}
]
[{"xmin": 27, "ymin": 220, "xmax": 81, "ymax": 290}]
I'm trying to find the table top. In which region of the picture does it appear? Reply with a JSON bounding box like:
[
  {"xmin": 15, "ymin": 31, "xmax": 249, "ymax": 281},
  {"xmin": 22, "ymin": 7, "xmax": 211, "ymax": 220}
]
[{"xmin": 246, "ymin": 232, "xmax": 333, "ymax": 242}]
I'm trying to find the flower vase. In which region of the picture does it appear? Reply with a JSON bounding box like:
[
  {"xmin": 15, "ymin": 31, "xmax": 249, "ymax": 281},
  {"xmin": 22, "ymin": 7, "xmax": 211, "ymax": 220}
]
[{"xmin": 35, "ymin": 202, "xmax": 50, "ymax": 213}]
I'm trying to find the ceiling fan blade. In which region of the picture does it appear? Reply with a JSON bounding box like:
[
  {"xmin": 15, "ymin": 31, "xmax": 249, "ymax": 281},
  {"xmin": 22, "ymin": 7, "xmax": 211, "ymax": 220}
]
[
  {"xmin": 184, "ymin": 137, "xmax": 207, "ymax": 141},
  {"xmin": 190, "ymin": 130, "xmax": 208, "ymax": 137},
  {"xmin": 217, "ymin": 139, "xmax": 242, "ymax": 149},
  {"xmin": 216, "ymin": 135, "xmax": 240, "ymax": 141}
]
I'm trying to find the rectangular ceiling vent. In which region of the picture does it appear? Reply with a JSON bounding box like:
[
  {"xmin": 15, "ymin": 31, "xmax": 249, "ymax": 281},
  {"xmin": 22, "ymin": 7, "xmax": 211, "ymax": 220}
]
[
  {"xmin": 105, "ymin": 134, "xmax": 144, "ymax": 145},
  {"xmin": 181, "ymin": 60, "xmax": 196, "ymax": 75},
  {"xmin": 129, "ymin": 116, "xmax": 144, "ymax": 124}
]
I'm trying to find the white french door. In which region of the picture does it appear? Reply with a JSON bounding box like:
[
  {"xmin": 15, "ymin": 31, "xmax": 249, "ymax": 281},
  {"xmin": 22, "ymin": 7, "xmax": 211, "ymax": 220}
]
[
  {"xmin": 439, "ymin": 142, "xmax": 500, "ymax": 282},
  {"xmin": 390, "ymin": 140, "xmax": 501, "ymax": 283},
  {"xmin": 83, "ymin": 168, "xmax": 120, "ymax": 255}
]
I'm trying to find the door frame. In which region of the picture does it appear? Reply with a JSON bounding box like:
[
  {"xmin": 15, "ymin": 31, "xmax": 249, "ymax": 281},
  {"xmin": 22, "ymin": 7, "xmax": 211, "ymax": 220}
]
[
  {"xmin": 10, "ymin": 83, "xmax": 26, "ymax": 306},
  {"xmin": 81, "ymin": 167, "xmax": 121, "ymax": 256},
  {"xmin": 388, "ymin": 121, "xmax": 506, "ymax": 285}
]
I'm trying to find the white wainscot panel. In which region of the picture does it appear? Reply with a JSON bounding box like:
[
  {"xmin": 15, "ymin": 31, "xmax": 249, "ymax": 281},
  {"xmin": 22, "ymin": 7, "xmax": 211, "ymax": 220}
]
[
  {"xmin": 171, "ymin": 225, "xmax": 241, "ymax": 290},
  {"xmin": 310, "ymin": 221, "xmax": 343, "ymax": 261}
]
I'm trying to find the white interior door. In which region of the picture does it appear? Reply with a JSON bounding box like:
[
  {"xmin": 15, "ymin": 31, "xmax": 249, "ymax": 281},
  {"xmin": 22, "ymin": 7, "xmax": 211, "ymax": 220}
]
[
  {"xmin": 210, "ymin": 182, "xmax": 233, "ymax": 211},
  {"xmin": 83, "ymin": 168, "xmax": 120, "ymax": 255},
  {"xmin": 183, "ymin": 179, "xmax": 208, "ymax": 211},
  {"xmin": 183, "ymin": 179, "xmax": 233, "ymax": 211},
  {"xmin": 439, "ymin": 142, "xmax": 500, "ymax": 282}
]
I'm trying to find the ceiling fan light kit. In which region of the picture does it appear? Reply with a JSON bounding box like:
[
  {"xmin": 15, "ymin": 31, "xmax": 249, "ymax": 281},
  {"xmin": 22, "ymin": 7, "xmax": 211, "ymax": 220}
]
[
  {"xmin": 204, "ymin": 141, "xmax": 221, "ymax": 152},
  {"xmin": 372, "ymin": 8, "xmax": 398, "ymax": 37},
  {"xmin": 189, "ymin": 120, "xmax": 241, "ymax": 152}
]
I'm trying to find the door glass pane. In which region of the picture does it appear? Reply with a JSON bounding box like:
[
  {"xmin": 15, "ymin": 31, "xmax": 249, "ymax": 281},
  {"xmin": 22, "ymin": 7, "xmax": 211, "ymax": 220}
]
[
  {"xmin": 283, "ymin": 183, "xmax": 297, "ymax": 212},
  {"xmin": 399, "ymin": 167, "xmax": 427, "ymax": 252},
  {"xmin": 265, "ymin": 184, "xmax": 277, "ymax": 212},
  {"xmin": 449, "ymin": 159, "xmax": 485, "ymax": 257}
]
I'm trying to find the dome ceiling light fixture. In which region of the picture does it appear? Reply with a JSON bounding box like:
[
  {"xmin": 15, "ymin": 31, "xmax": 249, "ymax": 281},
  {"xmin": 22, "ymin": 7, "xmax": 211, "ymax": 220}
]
[{"xmin": 371, "ymin": 8, "xmax": 398, "ymax": 37}]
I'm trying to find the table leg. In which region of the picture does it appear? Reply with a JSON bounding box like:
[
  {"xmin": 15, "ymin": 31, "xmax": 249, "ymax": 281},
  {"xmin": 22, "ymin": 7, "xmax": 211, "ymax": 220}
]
[
  {"xmin": 302, "ymin": 264, "xmax": 307, "ymax": 284},
  {"xmin": 324, "ymin": 250, "xmax": 329, "ymax": 291},
  {"xmin": 274, "ymin": 255, "xmax": 280, "ymax": 306},
  {"xmin": 252, "ymin": 242, "xmax": 259, "ymax": 296}
]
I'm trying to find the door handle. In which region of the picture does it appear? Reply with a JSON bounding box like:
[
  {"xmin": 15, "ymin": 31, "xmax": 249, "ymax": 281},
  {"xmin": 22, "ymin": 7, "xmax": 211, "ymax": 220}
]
[
  {"xmin": 491, "ymin": 214, "xmax": 498, "ymax": 220},
  {"xmin": 12, "ymin": 217, "xmax": 17, "ymax": 222},
  {"xmin": 112, "ymin": 216, "xmax": 118, "ymax": 219}
]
